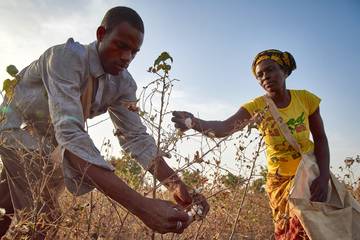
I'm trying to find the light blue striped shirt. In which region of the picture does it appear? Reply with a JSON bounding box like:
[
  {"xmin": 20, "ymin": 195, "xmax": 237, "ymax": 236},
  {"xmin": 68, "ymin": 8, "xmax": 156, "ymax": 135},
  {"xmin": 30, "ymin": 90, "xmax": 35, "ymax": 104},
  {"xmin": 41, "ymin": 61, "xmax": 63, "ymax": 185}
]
[{"xmin": 0, "ymin": 38, "xmax": 158, "ymax": 194}]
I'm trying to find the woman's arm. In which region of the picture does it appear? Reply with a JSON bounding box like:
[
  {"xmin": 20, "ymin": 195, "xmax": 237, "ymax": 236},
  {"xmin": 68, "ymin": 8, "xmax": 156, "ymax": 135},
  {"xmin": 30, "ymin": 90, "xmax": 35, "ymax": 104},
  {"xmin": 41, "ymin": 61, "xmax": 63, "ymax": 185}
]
[
  {"xmin": 308, "ymin": 107, "xmax": 330, "ymax": 202},
  {"xmin": 172, "ymin": 107, "xmax": 252, "ymax": 138}
]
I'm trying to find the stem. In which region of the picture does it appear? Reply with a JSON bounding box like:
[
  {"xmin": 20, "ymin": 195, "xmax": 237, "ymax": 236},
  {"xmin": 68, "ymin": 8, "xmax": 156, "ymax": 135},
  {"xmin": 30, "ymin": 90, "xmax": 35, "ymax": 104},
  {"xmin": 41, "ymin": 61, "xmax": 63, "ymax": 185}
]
[
  {"xmin": 87, "ymin": 192, "xmax": 93, "ymax": 234},
  {"xmin": 229, "ymin": 136, "xmax": 263, "ymax": 240},
  {"xmin": 151, "ymin": 70, "xmax": 168, "ymax": 240}
]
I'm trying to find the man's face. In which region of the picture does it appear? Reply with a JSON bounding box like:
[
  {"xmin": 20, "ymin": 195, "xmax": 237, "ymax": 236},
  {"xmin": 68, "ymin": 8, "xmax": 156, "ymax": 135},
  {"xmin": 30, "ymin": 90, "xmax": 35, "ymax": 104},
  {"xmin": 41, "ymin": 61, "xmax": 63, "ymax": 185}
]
[{"xmin": 97, "ymin": 21, "xmax": 144, "ymax": 75}]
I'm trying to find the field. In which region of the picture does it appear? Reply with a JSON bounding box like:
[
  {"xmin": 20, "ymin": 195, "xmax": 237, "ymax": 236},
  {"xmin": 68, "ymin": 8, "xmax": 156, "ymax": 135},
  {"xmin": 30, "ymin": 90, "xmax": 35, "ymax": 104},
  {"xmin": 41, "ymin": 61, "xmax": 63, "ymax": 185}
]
[
  {"xmin": 1, "ymin": 53, "xmax": 359, "ymax": 239},
  {"xmin": 1, "ymin": 154, "xmax": 359, "ymax": 240}
]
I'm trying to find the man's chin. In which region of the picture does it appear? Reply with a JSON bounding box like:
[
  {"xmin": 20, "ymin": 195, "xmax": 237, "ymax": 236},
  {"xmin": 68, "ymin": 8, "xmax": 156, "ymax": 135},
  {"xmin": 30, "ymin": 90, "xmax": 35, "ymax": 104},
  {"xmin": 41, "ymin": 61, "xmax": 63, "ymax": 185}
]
[{"xmin": 107, "ymin": 68, "xmax": 125, "ymax": 76}]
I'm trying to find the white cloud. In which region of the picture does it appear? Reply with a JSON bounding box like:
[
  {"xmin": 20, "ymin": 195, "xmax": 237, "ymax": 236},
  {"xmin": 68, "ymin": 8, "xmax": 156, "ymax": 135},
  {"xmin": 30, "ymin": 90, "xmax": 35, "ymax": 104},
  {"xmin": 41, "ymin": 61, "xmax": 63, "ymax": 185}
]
[{"xmin": 0, "ymin": 0, "xmax": 128, "ymax": 81}]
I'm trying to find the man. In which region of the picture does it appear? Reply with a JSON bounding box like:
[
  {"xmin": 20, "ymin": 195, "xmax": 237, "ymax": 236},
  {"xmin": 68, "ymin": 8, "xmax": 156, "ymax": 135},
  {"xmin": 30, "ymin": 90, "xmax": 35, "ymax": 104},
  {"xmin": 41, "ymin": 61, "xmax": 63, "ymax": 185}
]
[{"xmin": 0, "ymin": 6, "xmax": 209, "ymax": 238}]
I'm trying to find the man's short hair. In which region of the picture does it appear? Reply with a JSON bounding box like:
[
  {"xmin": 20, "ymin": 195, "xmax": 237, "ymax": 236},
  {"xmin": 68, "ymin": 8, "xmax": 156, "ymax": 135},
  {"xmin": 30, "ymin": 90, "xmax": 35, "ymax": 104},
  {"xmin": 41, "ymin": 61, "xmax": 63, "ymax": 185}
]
[{"xmin": 101, "ymin": 6, "xmax": 144, "ymax": 34}]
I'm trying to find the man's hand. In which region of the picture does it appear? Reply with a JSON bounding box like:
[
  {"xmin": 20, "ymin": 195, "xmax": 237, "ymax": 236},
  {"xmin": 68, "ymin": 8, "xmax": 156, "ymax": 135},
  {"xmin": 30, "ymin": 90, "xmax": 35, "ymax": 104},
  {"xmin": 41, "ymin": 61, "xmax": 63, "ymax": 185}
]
[
  {"xmin": 171, "ymin": 111, "xmax": 195, "ymax": 132},
  {"xmin": 65, "ymin": 151, "xmax": 191, "ymax": 234},
  {"xmin": 171, "ymin": 181, "xmax": 192, "ymax": 207},
  {"xmin": 150, "ymin": 157, "xmax": 209, "ymax": 219},
  {"xmin": 140, "ymin": 198, "xmax": 190, "ymax": 234},
  {"xmin": 188, "ymin": 191, "xmax": 210, "ymax": 220},
  {"xmin": 310, "ymin": 175, "xmax": 329, "ymax": 202},
  {"xmin": 171, "ymin": 182, "xmax": 210, "ymax": 221}
]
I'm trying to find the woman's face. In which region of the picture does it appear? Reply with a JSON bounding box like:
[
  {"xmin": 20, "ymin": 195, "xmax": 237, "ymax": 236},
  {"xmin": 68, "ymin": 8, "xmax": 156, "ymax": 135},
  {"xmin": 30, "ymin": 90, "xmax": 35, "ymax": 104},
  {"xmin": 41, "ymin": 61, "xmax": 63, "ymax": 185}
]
[{"xmin": 254, "ymin": 59, "xmax": 287, "ymax": 95}]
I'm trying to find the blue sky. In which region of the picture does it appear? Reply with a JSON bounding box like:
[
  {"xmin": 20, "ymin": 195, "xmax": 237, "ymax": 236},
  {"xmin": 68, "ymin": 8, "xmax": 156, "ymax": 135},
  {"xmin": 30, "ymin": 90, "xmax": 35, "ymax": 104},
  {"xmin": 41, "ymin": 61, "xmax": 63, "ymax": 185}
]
[{"xmin": 0, "ymin": 0, "xmax": 359, "ymax": 171}]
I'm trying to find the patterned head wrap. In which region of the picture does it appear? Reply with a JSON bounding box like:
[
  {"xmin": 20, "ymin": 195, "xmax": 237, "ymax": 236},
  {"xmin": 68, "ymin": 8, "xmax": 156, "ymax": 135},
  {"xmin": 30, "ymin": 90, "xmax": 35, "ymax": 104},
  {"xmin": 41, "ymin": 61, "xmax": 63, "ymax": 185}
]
[{"xmin": 252, "ymin": 49, "xmax": 297, "ymax": 77}]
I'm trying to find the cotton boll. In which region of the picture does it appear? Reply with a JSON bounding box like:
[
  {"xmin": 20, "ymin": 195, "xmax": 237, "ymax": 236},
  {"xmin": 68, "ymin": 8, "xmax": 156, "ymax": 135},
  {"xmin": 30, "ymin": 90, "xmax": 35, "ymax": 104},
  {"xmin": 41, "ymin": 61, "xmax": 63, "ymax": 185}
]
[
  {"xmin": 187, "ymin": 204, "xmax": 204, "ymax": 222},
  {"xmin": 184, "ymin": 117, "xmax": 192, "ymax": 129}
]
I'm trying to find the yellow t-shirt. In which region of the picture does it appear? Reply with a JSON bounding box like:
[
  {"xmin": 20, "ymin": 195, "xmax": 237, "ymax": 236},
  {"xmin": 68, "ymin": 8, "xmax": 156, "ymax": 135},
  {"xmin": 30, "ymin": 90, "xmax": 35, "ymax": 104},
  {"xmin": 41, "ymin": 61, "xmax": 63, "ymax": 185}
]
[{"xmin": 242, "ymin": 90, "xmax": 321, "ymax": 176}]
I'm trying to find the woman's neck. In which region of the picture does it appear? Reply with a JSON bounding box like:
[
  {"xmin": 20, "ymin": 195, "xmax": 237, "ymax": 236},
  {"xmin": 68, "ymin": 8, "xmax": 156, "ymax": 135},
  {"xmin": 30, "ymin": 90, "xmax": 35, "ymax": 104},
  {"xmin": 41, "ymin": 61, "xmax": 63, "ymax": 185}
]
[{"xmin": 270, "ymin": 89, "xmax": 291, "ymax": 108}]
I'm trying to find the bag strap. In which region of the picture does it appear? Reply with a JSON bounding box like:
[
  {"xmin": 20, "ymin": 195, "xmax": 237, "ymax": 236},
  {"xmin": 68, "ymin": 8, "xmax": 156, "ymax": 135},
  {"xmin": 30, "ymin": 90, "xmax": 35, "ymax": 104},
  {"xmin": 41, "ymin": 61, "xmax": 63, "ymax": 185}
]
[{"xmin": 263, "ymin": 95, "xmax": 302, "ymax": 154}]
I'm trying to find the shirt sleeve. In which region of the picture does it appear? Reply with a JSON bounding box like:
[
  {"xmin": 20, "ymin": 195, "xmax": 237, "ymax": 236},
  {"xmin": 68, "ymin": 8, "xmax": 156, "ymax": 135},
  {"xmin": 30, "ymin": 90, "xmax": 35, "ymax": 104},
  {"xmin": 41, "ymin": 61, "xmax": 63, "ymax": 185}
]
[
  {"xmin": 241, "ymin": 96, "xmax": 265, "ymax": 117},
  {"xmin": 108, "ymin": 77, "xmax": 158, "ymax": 170},
  {"xmin": 39, "ymin": 40, "xmax": 114, "ymax": 194},
  {"xmin": 303, "ymin": 90, "xmax": 321, "ymax": 115}
]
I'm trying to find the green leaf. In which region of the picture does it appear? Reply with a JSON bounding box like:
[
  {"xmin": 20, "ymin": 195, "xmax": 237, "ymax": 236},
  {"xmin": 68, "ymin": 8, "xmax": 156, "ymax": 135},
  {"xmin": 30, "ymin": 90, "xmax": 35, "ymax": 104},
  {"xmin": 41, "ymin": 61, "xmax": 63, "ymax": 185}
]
[
  {"xmin": 300, "ymin": 112, "xmax": 305, "ymax": 122},
  {"xmin": 154, "ymin": 52, "xmax": 173, "ymax": 66},
  {"xmin": 160, "ymin": 52, "xmax": 173, "ymax": 63},
  {"xmin": 2, "ymin": 78, "xmax": 17, "ymax": 99},
  {"xmin": 287, "ymin": 119, "xmax": 296, "ymax": 126},
  {"xmin": 6, "ymin": 65, "xmax": 18, "ymax": 77},
  {"xmin": 139, "ymin": 111, "xmax": 146, "ymax": 117},
  {"xmin": 295, "ymin": 112, "xmax": 305, "ymax": 124},
  {"xmin": 154, "ymin": 57, "xmax": 161, "ymax": 67},
  {"xmin": 288, "ymin": 126, "xmax": 295, "ymax": 133},
  {"xmin": 0, "ymin": 106, "xmax": 11, "ymax": 114},
  {"xmin": 2, "ymin": 79, "xmax": 11, "ymax": 91},
  {"xmin": 156, "ymin": 64, "xmax": 164, "ymax": 71},
  {"xmin": 164, "ymin": 64, "xmax": 171, "ymax": 71}
]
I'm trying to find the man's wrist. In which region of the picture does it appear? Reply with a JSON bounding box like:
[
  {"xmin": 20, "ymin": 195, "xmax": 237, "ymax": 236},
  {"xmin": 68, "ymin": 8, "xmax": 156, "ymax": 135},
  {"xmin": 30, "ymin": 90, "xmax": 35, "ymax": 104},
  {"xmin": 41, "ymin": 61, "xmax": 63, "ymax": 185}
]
[
  {"xmin": 130, "ymin": 194, "xmax": 150, "ymax": 217},
  {"xmin": 162, "ymin": 175, "xmax": 183, "ymax": 191}
]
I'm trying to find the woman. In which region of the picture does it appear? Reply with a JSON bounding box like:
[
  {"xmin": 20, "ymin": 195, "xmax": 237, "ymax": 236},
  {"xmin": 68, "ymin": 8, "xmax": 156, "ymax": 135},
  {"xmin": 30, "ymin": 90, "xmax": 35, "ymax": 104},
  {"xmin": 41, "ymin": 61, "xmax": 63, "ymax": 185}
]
[{"xmin": 172, "ymin": 49, "xmax": 330, "ymax": 239}]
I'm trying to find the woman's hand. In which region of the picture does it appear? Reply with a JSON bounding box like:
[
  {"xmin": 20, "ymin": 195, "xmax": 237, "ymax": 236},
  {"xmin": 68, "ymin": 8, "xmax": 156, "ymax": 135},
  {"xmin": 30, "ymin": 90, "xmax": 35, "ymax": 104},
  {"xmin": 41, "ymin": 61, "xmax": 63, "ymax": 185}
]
[
  {"xmin": 310, "ymin": 175, "xmax": 329, "ymax": 202},
  {"xmin": 171, "ymin": 111, "xmax": 195, "ymax": 132}
]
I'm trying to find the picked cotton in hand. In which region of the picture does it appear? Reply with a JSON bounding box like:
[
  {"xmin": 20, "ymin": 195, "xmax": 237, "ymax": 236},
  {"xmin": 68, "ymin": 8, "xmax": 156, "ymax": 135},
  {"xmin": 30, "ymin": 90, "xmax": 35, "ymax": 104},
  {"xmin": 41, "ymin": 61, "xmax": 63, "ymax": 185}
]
[
  {"xmin": 184, "ymin": 117, "xmax": 193, "ymax": 129},
  {"xmin": 187, "ymin": 204, "xmax": 204, "ymax": 222}
]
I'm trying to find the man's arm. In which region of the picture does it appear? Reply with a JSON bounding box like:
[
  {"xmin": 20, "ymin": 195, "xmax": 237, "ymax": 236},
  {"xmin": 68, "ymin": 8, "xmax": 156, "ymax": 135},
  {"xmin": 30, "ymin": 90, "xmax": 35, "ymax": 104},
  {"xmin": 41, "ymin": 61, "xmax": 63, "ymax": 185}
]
[
  {"xmin": 108, "ymin": 104, "xmax": 209, "ymax": 214},
  {"xmin": 65, "ymin": 150, "xmax": 189, "ymax": 234},
  {"xmin": 107, "ymin": 81, "xmax": 210, "ymax": 217},
  {"xmin": 148, "ymin": 156, "xmax": 189, "ymax": 195},
  {"xmin": 42, "ymin": 43, "xmax": 189, "ymax": 233},
  {"xmin": 309, "ymin": 107, "xmax": 330, "ymax": 202},
  {"xmin": 147, "ymin": 156, "xmax": 208, "ymax": 211}
]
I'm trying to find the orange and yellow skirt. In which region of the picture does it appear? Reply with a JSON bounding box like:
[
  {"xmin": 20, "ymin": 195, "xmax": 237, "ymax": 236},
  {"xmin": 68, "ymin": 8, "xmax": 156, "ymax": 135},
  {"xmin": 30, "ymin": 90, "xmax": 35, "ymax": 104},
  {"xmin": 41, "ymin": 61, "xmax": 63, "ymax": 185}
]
[{"xmin": 266, "ymin": 173, "xmax": 309, "ymax": 240}]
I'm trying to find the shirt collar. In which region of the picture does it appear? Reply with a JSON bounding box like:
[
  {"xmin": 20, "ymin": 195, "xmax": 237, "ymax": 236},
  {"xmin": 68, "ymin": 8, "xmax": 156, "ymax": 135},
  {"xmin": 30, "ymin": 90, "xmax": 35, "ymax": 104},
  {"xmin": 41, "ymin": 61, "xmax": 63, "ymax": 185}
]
[{"xmin": 88, "ymin": 41, "xmax": 106, "ymax": 79}]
